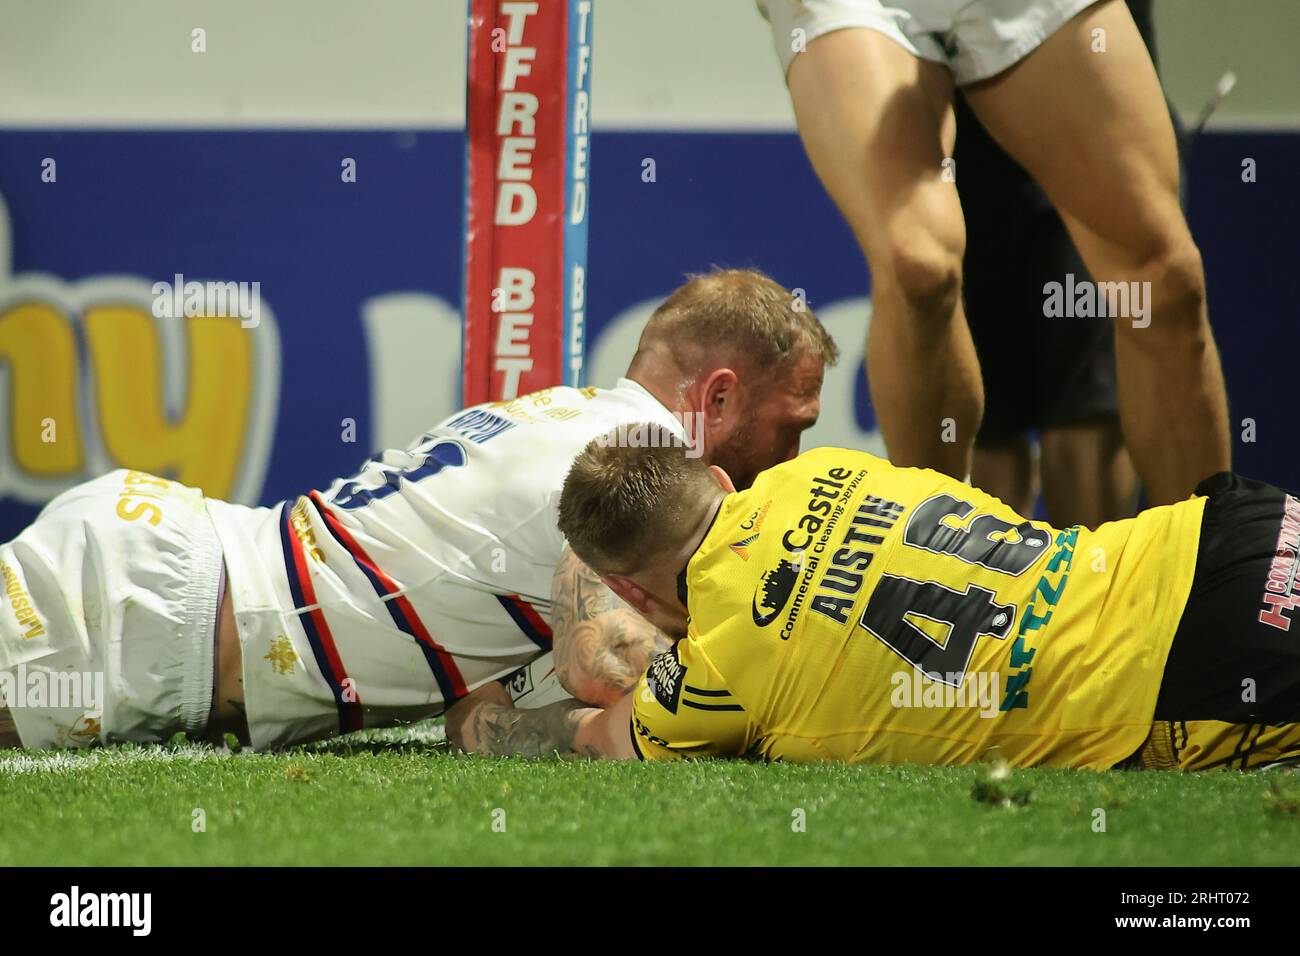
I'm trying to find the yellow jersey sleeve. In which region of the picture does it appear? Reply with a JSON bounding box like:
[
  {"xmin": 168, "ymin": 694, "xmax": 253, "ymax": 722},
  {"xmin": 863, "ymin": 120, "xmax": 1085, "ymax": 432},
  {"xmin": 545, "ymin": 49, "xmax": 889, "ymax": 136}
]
[{"xmin": 630, "ymin": 638, "xmax": 753, "ymax": 761}]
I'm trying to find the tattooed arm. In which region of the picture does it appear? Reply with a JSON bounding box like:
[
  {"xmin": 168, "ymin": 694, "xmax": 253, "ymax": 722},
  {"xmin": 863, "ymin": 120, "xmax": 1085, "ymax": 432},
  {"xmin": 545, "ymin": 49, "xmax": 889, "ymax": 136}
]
[
  {"xmin": 445, "ymin": 680, "xmax": 635, "ymax": 759},
  {"xmin": 550, "ymin": 544, "xmax": 671, "ymax": 707},
  {"xmin": 441, "ymin": 545, "xmax": 662, "ymax": 757}
]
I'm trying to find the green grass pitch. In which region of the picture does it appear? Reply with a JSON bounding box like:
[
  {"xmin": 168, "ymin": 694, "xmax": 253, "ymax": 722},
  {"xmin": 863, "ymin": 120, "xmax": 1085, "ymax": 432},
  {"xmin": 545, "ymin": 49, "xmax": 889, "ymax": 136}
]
[{"xmin": 3, "ymin": 725, "xmax": 1299, "ymax": 866}]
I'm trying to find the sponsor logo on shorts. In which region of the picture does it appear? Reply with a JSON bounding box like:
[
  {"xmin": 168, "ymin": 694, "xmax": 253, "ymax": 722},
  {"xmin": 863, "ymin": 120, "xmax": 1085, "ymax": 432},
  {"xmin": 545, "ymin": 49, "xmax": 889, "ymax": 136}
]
[
  {"xmin": 1259, "ymin": 494, "xmax": 1300, "ymax": 631},
  {"xmin": 54, "ymin": 713, "xmax": 102, "ymax": 747},
  {"xmin": 50, "ymin": 885, "xmax": 151, "ymax": 936},
  {"xmin": 265, "ymin": 635, "xmax": 300, "ymax": 675},
  {"xmin": 0, "ymin": 560, "xmax": 44, "ymax": 639},
  {"xmin": 115, "ymin": 470, "xmax": 171, "ymax": 527}
]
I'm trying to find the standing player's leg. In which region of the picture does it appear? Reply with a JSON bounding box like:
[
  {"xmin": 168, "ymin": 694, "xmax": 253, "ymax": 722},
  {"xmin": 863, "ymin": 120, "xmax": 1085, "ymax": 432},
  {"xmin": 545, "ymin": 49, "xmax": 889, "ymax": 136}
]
[
  {"xmin": 962, "ymin": 0, "xmax": 1230, "ymax": 505},
  {"xmin": 786, "ymin": 29, "xmax": 982, "ymax": 479},
  {"xmin": 971, "ymin": 437, "xmax": 1038, "ymax": 517},
  {"xmin": 956, "ymin": 75, "xmax": 1138, "ymax": 528},
  {"xmin": 1040, "ymin": 420, "xmax": 1139, "ymax": 528}
]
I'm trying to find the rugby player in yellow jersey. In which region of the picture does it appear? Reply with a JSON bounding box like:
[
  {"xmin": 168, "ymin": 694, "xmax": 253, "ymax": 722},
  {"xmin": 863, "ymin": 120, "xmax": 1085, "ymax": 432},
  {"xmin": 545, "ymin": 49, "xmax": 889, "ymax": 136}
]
[{"xmin": 454, "ymin": 428, "xmax": 1300, "ymax": 771}]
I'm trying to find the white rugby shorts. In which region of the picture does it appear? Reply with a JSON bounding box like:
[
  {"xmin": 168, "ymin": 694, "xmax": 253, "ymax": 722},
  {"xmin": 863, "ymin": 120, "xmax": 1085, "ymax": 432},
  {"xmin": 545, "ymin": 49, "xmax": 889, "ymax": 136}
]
[
  {"xmin": 0, "ymin": 470, "xmax": 222, "ymax": 748},
  {"xmin": 757, "ymin": 0, "xmax": 1100, "ymax": 85}
]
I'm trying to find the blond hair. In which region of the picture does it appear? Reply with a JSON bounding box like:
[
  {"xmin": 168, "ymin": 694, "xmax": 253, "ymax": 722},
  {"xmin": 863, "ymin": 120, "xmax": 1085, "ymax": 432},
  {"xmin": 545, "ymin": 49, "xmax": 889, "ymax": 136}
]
[
  {"xmin": 558, "ymin": 428, "xmax": 718, "ymax": 574},
  {"xmin": 629, "ymin": 268, "xmax": 838, "ymax": 379}
]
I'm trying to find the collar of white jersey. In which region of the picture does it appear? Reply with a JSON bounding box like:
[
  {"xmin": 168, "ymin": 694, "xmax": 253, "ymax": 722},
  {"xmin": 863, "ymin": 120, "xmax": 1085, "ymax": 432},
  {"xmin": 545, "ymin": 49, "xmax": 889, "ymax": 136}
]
[
  {"xmin": 615, "ymin": 376, "xmax": 656, "ymax": 401},
  {"xmin": 615, "ymin": 377, "xmax": 689, "ymax": 442}
]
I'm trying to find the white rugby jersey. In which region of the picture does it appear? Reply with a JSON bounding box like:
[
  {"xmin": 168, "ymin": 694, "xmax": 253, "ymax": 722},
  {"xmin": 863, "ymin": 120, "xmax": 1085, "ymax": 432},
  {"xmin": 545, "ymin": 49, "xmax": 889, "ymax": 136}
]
[{"xmin": 207, "ymin": 378, "xmax": 685, "ymax": 749}]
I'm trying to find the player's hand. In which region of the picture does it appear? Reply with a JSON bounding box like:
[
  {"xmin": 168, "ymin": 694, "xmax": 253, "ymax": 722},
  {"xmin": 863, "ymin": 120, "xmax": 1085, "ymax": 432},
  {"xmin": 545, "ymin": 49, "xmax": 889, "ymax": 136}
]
[
  {"xmin": 444, "ymin": 680, "xmax": 513, "ymax": 751},
  {"xmin": 470, "ymin": 680, "xmax": 513, "ymax": 708}
]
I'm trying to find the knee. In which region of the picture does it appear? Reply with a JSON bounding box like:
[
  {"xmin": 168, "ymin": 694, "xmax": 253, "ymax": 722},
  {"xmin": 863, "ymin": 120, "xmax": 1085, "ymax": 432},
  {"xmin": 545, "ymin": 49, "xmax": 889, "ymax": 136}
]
[
  {"xmin": 878, "ymin": 232, "xmax": 964, "ymax": 319},
  {"xmin": 1120, "ymin": 235, "xmax": 1208, "ymax": 337},
  {"xmin": 1147, "ymin": 238, "xmax": 1207, "ymax": 322}
]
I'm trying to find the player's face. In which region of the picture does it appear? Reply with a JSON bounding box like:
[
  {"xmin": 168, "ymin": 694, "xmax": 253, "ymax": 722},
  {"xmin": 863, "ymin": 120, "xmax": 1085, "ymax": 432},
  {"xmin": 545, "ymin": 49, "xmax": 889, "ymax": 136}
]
[
  {"xmin": 639, "ymin": 575, "xmax": 691, "ymax": 639},
  {"xmin": 604, "ymin": 565, "xmax": 692, "ymax": 639},
  {"xmin": 712, "ymin": 350, "xmax": 824, "ymax": 490}
]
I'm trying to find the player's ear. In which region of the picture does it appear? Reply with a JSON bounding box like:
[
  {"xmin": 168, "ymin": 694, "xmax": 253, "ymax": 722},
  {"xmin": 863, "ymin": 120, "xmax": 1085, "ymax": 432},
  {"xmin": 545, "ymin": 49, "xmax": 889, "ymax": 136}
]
[
  {"xmin": 708, "ymin": 465, "xmax": 736, "ymax": 493},
  {"xmin": 602, "ymin": 573, "xmax": 651, "ymax": 614},
  {"xmin": 700, "ymin": 367, "xmax": 739, "ymax": 425}
]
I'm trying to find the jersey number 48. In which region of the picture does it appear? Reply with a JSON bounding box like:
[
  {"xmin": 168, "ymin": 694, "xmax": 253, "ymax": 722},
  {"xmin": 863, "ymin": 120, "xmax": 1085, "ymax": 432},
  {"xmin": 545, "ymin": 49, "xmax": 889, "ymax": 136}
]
[{"xmin": 859, "ymin": 494, "xmax": 1048, "ymax": 687}]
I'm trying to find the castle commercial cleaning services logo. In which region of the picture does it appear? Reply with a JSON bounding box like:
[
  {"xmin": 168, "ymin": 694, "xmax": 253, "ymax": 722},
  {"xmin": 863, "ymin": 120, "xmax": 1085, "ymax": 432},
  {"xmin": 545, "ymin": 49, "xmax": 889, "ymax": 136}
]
[{"xmin": 752, "ymin": 558, "xmax": 799, "ymax": 627}]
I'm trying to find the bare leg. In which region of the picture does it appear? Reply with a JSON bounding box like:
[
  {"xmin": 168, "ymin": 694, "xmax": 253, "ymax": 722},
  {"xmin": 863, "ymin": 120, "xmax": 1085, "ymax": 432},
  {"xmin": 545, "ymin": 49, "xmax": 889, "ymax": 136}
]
[
  {"xmin": 0, "ymin": 703, "xmax": 20, "ymax": 748},
  {"xmin": 972, "ymin": 435, "xmax": 1038, "ymax": 517},
  {"xmin": 1040, "ymin": 419, "xmax": 1140, "ymax": 529},
  {"xmin": 964, "ymin": 0, "xmax": 1229, "ymax": 504},
  {"xmin": 787, "ymin": 29, "xmax": 982, "ymax": 479},
  {"xmin": 205, "ymin": 588, "xmax": 249, "ymax": 744}
]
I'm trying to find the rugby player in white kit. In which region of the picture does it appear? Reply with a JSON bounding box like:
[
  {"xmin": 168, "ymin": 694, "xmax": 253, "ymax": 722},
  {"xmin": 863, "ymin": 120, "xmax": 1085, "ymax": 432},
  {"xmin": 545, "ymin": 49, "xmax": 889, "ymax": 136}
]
[{"xmin": 0, "ymin": 270, "xmax": 836, "ymax": 751}]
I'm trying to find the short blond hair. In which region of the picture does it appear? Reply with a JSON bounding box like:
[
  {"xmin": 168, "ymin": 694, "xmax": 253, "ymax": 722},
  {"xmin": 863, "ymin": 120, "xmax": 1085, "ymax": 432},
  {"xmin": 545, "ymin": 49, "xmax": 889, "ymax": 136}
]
[
  {"xmin": 629, "ymin": 268, "xmax": 838, "ymax": 378},
  {"xmin": 558, "ymin": 427, "xmax": 717, "ymax": 574}
]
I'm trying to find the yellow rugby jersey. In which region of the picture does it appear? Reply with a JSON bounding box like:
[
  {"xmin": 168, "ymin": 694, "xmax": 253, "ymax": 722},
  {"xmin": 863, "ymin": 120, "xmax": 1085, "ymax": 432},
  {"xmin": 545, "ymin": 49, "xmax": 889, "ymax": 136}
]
[{"xmin": 630, "ymin": 447, "xmax": 1206, "ymax": 769}]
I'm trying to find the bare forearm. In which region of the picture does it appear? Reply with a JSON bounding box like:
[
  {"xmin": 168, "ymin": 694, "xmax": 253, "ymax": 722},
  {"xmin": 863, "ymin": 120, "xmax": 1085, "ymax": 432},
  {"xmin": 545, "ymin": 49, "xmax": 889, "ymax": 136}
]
[
  {"xmin": 557, "ymin": 613, "xmax": 670, "ymax": 706},
  {"xmin": 551, "ymin": 546, "xmax": 671, "ymax": 706},
  {"xmin": 446, "ymin": 679, "xmax": 635, "ymax": 761},
  {"xmin": 457, "ymin": 698, "xmax": 599, "ymax": 758}
]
